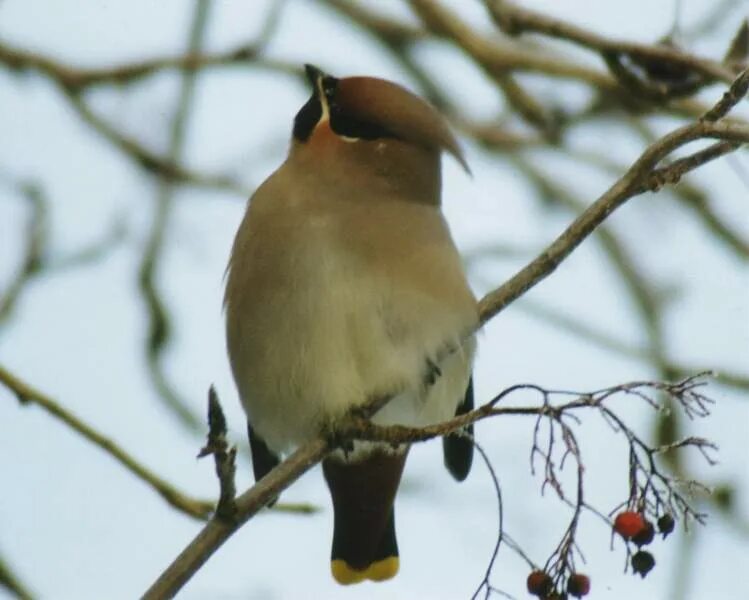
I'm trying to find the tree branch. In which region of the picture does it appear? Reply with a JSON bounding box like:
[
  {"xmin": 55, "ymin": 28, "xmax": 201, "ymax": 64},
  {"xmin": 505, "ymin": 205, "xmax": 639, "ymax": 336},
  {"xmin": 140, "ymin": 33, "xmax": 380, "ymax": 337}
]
[
  {"xmin": 137, "ymin": 0, "xmax": 213, "ymax": 433},
  {"xmin": 0, "ymin": 552, "xmax": 34, "ymax": 600},
  {"xmin": 0, "ymin": 364, "xmax": 318, "ymax": 521},
  {"xmin": 486, "ymin": 0, "xmax": 739, "ymax": 85},
  {"xmin": 142, "ymin": 438, "xmax": 330, "ymax": 600},
  {"xmin": 0, "ymin": 364, "xmax": 214, "ymax": 520},
  {"xmin": 0, "ymin": 39, "xmax": 298, "ymax": 90},
  {"xmin": 477, "ymin": 115, "xmax": 749, "ymax": 324}
]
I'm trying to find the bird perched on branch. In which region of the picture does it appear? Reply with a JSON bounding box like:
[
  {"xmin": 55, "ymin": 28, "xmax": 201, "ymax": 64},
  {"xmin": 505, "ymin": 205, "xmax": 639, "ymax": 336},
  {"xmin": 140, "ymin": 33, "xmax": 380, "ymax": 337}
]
[{"xmin": 225, "ymin": 64, "xmax": 477, "ymax": 585}]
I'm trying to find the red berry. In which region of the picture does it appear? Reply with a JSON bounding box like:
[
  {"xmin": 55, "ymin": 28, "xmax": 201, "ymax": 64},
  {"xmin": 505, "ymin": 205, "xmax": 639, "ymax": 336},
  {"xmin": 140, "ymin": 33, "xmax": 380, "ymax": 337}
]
[
  {"xmin": 614, "ymin": 511, "xmax": 645, "ymax": 539},
  {"xmin": 632, "ymin": 519, "xmax": 655, "ymax": 547},
  {"xmin": 567, "ymin": 573, "xmax": 590, "ymax": 597},
  {"xmin": 526, "ymin": 570, "xmax": 553, "ymax": 597},
  {"xmin": 631, "ymin": 550, "xmax": 655, "ymax": 578},
  {"xmin": 657, "ymin": 513, "xmax": 675, "ymax": 538}
]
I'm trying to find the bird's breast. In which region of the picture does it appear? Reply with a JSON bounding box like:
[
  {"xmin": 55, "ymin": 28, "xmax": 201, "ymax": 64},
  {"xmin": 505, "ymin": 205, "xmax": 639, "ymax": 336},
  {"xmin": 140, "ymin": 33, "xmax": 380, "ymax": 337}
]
[{"xmin": 226, "ymin": 186, "xmax": 476, "ymax": 454}]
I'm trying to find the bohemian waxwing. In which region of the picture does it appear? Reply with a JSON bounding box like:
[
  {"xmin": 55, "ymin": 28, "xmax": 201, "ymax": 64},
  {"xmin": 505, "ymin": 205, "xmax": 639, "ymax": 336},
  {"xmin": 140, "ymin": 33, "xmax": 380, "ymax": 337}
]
[{"xmin": 225, "ymin": 65, "xmax": 478, "ymax": 585}]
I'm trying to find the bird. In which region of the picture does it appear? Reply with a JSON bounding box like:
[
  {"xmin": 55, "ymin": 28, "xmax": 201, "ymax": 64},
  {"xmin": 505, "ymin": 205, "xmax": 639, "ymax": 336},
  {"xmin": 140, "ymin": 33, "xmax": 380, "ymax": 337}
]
[{"xmin": 224, "ymin": 64, "xmax": 478, "ymax": 585}]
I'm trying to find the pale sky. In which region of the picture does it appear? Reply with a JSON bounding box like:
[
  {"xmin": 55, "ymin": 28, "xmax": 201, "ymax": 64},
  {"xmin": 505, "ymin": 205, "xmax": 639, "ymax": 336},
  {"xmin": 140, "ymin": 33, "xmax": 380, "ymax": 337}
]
[{"xmin": 0, "ymin": 1, "xmax": 747, "ymax": 599}]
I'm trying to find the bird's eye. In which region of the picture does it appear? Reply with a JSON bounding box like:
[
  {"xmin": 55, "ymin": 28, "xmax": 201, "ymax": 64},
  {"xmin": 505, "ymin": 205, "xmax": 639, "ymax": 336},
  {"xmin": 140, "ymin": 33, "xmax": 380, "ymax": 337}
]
[
  {"xmin": 329, "ymin": 109, "xmax": 395, "ymax": 141},
  {"xmin": 321, "ymin": 76, "xmax": 338, "ymax": 99},
  {"xmin": 293, "ymin": 94, "xmax": 322, "ymax": 142}
]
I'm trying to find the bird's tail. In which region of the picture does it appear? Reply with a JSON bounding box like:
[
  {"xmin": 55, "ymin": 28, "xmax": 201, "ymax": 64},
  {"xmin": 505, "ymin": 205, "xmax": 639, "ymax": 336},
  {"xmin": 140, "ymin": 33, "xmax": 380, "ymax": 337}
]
[{"xmin": 322, "ymin": 449, "xmax": 408, "ymax": 584}]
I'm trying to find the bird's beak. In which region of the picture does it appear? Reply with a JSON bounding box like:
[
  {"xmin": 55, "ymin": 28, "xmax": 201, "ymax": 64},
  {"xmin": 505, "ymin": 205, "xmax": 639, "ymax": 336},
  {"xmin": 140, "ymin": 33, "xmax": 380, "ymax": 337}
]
[{"xmin": 304, "ymin": 64, "xmax": 325, "ymax": 89}]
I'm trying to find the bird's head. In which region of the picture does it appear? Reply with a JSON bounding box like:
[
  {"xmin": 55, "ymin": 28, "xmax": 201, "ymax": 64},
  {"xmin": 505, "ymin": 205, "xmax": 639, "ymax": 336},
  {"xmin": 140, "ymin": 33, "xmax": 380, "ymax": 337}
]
[{"xmin": 287, "ymin": 65, "xmax": 468, "ymax": 204}]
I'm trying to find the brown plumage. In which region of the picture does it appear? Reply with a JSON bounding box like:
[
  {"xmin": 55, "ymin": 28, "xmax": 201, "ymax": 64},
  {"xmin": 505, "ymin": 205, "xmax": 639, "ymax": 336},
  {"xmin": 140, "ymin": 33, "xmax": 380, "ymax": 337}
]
[{"xmin": 225, "ymin": 65, "xmax": 477, "ymax": 584}]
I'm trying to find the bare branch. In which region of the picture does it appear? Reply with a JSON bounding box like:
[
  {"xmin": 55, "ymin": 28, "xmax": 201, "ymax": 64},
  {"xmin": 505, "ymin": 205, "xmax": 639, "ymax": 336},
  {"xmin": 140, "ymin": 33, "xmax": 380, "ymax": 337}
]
[
  {"xmin": 701, "ymin": 67, "xmax": 749, "ymax": 121},
  {"xmin": 141, "ymin": 438, "xmax": 330, "ymax": 600},
  {"xmin": 0, "ymin": 365, "xmax": 318, "ymax": 521},
  {"xmin": 0, "ymin": 182, "xmax": 46, "ymax": 324},
  {"xmin": 477, "ymin": 118, "xmax": 749, "ymax": 324},
  {"xmin": 0, "ymin": 363, "xmax": 214, "ymax": 520},
  {"xmin": 516, "ymin": 300, "xmax": 749, "ymax": 393},
  {"xmin": 0, "ymin": 38, "xmax": 298, "ymax": 90},
  {"xmin": 407, "ymin": 0, "xmax": 616, "ymax": 89},
  {"xmin": 0, "ymin": 179, "xmax": 126, "ymax": 328},
  {"xmin": 0, "ymin": 553, "xmax": 34, "ymax": 600},
  {"xmin": 487, "ymin": 0, "xmax": 739, "ymax": 86},
  {"xmin": 64, "ymin": 90, "xmax": 246, "ymax": 195},
  {"xmin": 470, "ymin": 441, "xmax": 505, "ymax": 600},
  {"xmin": 137, "ymin": 0, "xmax": 214, "ymax": 433}
]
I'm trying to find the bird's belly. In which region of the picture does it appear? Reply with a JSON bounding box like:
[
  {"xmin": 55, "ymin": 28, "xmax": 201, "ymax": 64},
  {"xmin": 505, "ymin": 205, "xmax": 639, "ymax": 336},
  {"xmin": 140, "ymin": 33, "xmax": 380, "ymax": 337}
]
[{"xmin": 227, "ymin": 236, "xmax": 473, "ymax": 455}]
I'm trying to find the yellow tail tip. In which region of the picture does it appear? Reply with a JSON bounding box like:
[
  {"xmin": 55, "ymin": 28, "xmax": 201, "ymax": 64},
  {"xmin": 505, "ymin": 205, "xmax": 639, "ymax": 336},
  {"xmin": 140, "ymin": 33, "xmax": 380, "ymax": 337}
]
[
  {"xmin": 365, "ymin": 557, "xmax": 400, "ymax": 581},
  {"xmin": 331, "ymin": 557, "xmax": 400, "ymax": 585}
]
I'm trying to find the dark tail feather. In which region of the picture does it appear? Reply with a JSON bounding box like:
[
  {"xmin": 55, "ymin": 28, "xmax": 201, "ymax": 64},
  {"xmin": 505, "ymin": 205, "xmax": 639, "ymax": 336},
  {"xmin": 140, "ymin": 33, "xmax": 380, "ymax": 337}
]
[
  {"xmin": 373, "ymin": 510, "xmax": 398, "ymax": 562},
  {"xmin": 443, "ymin": 377, "xmax": 474, "ymax": 481},
  {"xmin": 247, "ymin": 421, "xmax": 280, "ymax": 481},
  {"xmin": 323, "ymin": 450, "xmax": 407, "ymax": 584}
]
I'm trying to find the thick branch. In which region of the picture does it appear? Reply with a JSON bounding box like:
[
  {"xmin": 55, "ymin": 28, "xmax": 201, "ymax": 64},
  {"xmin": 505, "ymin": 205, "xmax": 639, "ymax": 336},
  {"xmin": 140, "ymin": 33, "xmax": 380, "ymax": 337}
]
[
  {"xmin": 477, "ymin": 118, "xmax": 749, "ymax": 323},
  {"xmin": 141, "ymin": 438, "xmax": 329, "ymax": 600}
]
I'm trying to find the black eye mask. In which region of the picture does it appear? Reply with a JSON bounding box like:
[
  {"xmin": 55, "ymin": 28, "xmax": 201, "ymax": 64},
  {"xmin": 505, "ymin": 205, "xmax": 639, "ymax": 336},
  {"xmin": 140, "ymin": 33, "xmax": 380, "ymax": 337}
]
[
  {"xmin": 293, "ymin": 75, "xmax": 397, "ymax": 142},
  {"xmin": 293, "ymin": 93, "xmax": 323, "ymax": 142}
]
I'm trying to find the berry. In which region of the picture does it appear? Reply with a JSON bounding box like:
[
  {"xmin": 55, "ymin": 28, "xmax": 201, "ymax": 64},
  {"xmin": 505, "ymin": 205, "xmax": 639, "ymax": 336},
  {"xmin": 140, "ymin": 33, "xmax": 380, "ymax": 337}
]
[
  {"xmin": 613, "ymin": 511, "xmax": 645, "ymax": 539},
  {"xmin": 631, "ymin": 550, "xmax": 655, "ymax": 578},
  {"xmin": 632, "ymin": 519, "xmax": 655, "ymax": 547},
  {"xmin": 657, "ymin": 513, "xmax": 675, "ymax": 538},
  {"xmin": 526, "ymin": 570, "xmax": 553, "ymax": 597},
  {"xmin": 566, "ymin": 573, "xmax": 590, "ymax": 597}
]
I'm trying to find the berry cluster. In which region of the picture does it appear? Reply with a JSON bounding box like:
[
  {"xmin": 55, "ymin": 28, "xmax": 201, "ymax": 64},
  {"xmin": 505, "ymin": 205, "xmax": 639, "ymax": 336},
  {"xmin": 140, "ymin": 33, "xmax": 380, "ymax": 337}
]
[
  {"xmin": 527, "ymin": 570, "xmax": 591, "ymax": 598},
  {"xmin": 612, "ymin": 510, "xmax": 676, "ymax": 578},
  {"xmin": 480, "ymin": 375, "xmax": 713, "ymax": 599}
]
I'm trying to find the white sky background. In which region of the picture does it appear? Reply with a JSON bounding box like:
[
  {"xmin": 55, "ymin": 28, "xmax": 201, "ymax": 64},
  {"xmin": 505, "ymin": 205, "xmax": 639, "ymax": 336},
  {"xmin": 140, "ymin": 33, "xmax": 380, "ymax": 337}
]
[{"xmin": 0, "ymin": 1, "xmax": 748, "ymax": 599}]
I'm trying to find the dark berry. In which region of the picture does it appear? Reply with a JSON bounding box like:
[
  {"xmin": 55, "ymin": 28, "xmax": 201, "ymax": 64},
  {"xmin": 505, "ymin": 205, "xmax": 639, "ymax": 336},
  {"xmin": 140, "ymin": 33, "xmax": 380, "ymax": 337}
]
[
  {"xmin": 632, "ymin": 550, "xmax": 655, "ymax": 578},
  {"xmin": 613, "ymin": 511, "xmax": 645, "ymax": 539},
  {"xmin": 566, "ymin": 573, "xmax": 590, "ymax": 597},
  {"xmin": 632, "ymin": 519, "xmax": 655, "ymax": 547},
  {"xmin": 526, "ymin": 570, "xmax": 553, "ymax": 597},
  {"xmin": 657, "ymin": 513, "xmax": 675, "ymax": 538}
]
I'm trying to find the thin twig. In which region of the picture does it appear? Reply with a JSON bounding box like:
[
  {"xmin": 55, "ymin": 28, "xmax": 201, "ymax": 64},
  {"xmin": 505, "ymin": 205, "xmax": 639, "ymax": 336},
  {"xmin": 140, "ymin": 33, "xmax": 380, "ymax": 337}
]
[
  {"xmin": 0, "ymin": 182, "xmax": 46, "ymax": 324},
  {"xmin": 701, "ymin": 67, "xmax": 749, "ymax": 121},
  {"xmin": 137, "ymin": 0, "xmax": 213, "ymax": 432},
  {"xmin": 0, "ymin": 38, "xmax": 299, "ymax": 90},
  {"xmin": 0, "ymin": 179, "xmax": 127, "ymax": 328},
  {"xmin": 471, "ymin": 441, "xmax": 505, "ymax": 600},
  {"xmin": 515, "ymin": 300, "xmax": 749, "ymax": 393},
  {"xmin": 64, "ymin": 90, "xmax": 245, "ymax": 194}
]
